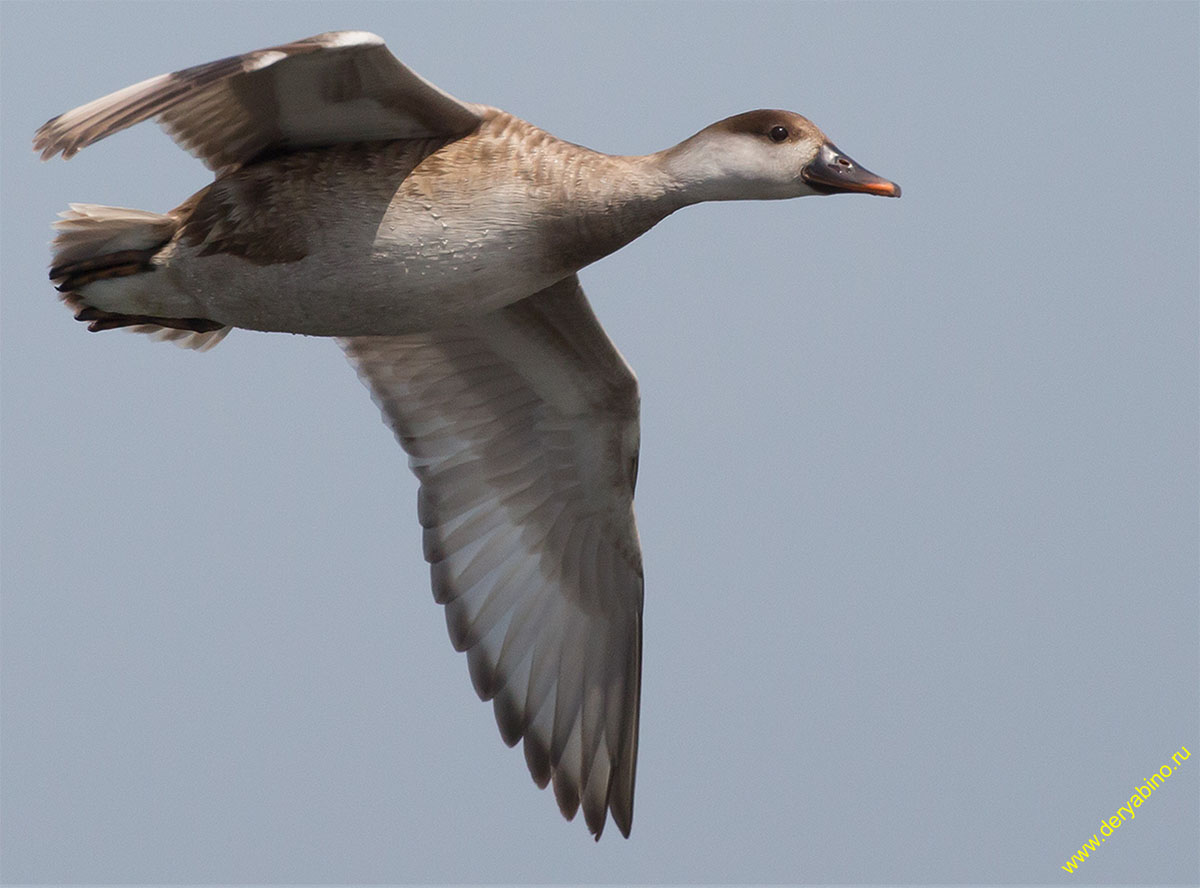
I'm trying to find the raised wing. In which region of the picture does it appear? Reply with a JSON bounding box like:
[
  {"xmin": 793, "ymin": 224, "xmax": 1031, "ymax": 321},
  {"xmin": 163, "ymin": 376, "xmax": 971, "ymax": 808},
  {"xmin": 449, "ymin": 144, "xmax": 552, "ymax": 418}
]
[
  {"xmin": 340, "ymin": 276, "xmax": 643, "ymax": 839},
  {"xmin": 33, "ymin": 30, "xmax": 482, "ymax": 173}
]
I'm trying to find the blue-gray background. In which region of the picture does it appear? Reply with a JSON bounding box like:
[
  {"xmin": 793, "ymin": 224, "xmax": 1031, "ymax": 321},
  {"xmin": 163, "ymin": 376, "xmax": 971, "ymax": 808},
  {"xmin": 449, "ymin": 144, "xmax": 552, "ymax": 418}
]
[{"xmin": 2, "ymin": 1, "xmax": 1196, "ymax": 883}]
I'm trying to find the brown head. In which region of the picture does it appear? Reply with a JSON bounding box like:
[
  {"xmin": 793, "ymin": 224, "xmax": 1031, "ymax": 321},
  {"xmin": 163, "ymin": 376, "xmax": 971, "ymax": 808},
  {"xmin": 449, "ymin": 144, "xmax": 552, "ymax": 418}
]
[{"xmin": 659, "ymin": 109, "xmax": 900, "ymax": 203}]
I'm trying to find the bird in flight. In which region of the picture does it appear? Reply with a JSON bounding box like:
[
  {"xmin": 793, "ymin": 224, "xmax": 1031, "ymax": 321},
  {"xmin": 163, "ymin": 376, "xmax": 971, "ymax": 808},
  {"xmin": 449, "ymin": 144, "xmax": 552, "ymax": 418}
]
[{"xmin": 35, "ymin": 30, "xmax": 899, "ymax": 839}]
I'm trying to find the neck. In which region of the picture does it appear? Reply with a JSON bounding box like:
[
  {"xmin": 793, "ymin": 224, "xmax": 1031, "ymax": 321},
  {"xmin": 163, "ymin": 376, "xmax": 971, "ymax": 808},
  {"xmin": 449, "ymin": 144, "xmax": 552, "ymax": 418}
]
[
  {"xmin": 655, "ymin": 138, "xmax": 733, "ymax": 204},
  {"xmin": 534, "ymin": 144, "xmax": 686, "ymax": 271}
]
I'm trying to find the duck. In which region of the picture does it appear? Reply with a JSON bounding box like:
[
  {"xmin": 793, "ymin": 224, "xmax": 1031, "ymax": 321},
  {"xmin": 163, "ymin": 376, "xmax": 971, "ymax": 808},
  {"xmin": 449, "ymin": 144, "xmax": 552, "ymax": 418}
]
[{"xmin": 34, "ymin": 30, "xmax": 900, "ymax": 840}]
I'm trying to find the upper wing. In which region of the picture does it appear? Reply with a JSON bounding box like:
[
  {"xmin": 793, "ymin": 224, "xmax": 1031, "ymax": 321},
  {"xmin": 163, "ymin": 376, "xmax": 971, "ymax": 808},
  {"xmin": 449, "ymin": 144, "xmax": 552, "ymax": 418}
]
[
  {"xmin": 340, "ymin": 276, "xmax": 644, "ymax": 839},
  {"xmin": 33, "ymin": 30, "xmax": 482, "ymax": 173}
]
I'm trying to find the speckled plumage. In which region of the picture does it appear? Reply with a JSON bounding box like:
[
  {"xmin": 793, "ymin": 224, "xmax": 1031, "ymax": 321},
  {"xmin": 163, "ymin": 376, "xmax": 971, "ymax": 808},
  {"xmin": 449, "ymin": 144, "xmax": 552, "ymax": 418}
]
[{"xmin": 151, "ymin": 111, "xmax": 679, "ymax": 336}]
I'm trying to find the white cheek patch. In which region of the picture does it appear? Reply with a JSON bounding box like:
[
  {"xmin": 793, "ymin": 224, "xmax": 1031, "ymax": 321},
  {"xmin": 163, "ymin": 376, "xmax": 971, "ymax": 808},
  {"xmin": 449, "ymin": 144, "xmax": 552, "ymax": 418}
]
[{"xmin": 663, "ymin": 131, "xmax": 822, "ymax": 201}]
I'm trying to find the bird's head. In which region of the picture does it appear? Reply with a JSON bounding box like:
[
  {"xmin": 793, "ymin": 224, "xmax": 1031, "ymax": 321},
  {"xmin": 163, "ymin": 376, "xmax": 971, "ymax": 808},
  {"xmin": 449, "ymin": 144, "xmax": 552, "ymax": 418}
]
[{"xmin": 660, "ymin": 109, "xmax": 900, "ymax": 203}]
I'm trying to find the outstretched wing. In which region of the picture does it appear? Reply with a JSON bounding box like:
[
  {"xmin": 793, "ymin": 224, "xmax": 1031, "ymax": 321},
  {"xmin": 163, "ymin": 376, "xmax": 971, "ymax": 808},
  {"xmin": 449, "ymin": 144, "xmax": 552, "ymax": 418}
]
[
  {"xmin": 34, "ymin": 30, "xmax": 482, "ymax": 173},
  {"xmin": 340, "ymin": 276, "xmax": 644, "ymax": 839}
]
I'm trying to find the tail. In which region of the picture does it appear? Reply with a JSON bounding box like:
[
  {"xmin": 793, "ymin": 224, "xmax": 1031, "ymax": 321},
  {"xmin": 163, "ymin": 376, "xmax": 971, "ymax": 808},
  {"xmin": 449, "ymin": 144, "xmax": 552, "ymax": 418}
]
[{"xmin": 51, "ymin": 204, "xmax": 230, "ymax": 350}]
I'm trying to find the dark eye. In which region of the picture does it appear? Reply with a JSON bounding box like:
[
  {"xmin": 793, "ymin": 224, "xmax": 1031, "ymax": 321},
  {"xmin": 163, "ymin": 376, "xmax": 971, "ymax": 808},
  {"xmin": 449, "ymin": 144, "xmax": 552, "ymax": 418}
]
[{"xmin": 769, "ymin": 125, "xmax": 789, "ymax": 142}]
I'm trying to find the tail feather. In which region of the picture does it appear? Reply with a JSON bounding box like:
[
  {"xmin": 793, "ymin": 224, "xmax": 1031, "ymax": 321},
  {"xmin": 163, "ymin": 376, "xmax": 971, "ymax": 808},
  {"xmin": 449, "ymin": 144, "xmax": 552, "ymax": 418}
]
[
  {"xmin": 50, "ymin": 203, "xmax": 230, "ymax": 350},
  {"xmin": 52, "ymin": 203, "xmax": 177, "ymax": 270}
]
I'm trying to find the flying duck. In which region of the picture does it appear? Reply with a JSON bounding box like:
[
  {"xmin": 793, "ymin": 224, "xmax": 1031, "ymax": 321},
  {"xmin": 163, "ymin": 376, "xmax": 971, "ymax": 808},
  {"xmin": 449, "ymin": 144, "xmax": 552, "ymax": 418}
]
[{"xmin": 34, "ymin": 30, "xmax": 900, "ymax": 840}]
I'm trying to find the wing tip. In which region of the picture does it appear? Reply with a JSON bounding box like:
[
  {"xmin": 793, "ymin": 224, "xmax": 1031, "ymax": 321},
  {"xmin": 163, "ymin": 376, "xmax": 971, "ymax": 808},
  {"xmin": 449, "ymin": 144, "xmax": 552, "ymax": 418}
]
[
  {"xmin": 33, "ymin": 120, "xmax": 66, "ymax": 161},
  {"xmin": 552, "ymin": 768, "xmax": 582, "ymax": 827},
  {"xmin": 610, "ymin": 798, "xmax": 634, "ymax": 838},
  {"xmin": 523, "ymin": 733, "xmax": 552, "ymax": 789},
  {"xmin": 492, "ymin": 690, "xmax": 525, "ymax": 747},
  {"xmin": 308, "ymin": 30, "xmax": 385, "ymax": 49}
]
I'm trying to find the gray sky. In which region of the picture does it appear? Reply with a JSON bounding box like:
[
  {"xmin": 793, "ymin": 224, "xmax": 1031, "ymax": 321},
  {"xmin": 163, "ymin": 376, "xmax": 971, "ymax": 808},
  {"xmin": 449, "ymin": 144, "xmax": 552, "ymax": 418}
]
[{"xmin": 2, "ymin": 1, "xmax": 1197, "ymax": 883}]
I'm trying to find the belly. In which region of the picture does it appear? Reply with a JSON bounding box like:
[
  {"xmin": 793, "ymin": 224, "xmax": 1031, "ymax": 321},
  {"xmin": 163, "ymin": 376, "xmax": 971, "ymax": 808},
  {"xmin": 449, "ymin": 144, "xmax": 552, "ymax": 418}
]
[
  {"xmin": 172, "ymin": 202, "xmax": 566, "ymax": 336},
  {"xmin": 178, "ymin": 231, "xmax": 556, "ymax": 336},
  {"xmin": 164, "ymin": 138, "xmax": 574, "ymax": 337}
]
